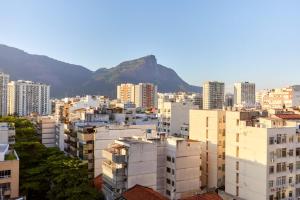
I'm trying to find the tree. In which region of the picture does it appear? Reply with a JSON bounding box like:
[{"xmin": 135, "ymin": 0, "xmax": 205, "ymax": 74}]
[{"xmin": 2, "ymin": 117, "xmax": 105, "ymax": 200}]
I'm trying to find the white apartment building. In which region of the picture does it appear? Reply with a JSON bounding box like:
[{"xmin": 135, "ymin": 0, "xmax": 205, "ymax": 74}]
[
  {"xmin": 203, "ymin": 81, "xmax": 225, "ymax": 110},
  {"xmin": 258, "ymin": 85, "xmax": 300, "ymax": 109},
  {"xmin": 158, "ymin": 101, "xmax": 198, "ymax": 136},
  {"xmin": 37, "ymin": 116, "xmax": 64, "ymax": 148},
  {"xmin": 0, "ymin": 123, "xmax": 15, "ymax": 146},
  {"xmin": 163, "ymin": 137, "xmax": 201, "ymax": 200},
  {"xmin": 225, "ymin": 112, "xmax": 300, "ymax": 200},
  {"xmin": 0, "ymin": 73, "xmax": 9, "ymax": 116},
  {"xmin": 117, "ymin": 83, "xmax": 158, "ymax": 109},
  {"xmin": 94, "ymin": 124, "xmax": 157, "ymax": 177},
  {"xmin": 189, "ymin": 109, "xmax": 226, "ymax": 189},
  {"xmin": 8, "ymin": 80, "xmax": 50, "ymax": 116},
  {"xmin": 102, "ymin": 138, "xmax": 157, "ymax": 200},
  {"xmin": 234, "ymin": 82, "xmax": 256, "ymax": 108}
]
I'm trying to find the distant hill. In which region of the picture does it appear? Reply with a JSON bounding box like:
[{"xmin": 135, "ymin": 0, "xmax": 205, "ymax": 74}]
[{"xmin": 0, "ymin": 44, "xmax": 201, "ymax": 98}]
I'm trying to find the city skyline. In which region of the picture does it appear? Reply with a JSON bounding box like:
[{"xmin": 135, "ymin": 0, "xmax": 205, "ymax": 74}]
[{"xmin": 1, "ymin": 1, "xmax": 300, "ymax": 90}]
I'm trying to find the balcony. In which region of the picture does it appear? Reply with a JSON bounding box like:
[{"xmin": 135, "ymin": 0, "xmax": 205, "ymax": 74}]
[
  {"xmin": 103, "ymin": 147, "xmax": 126, "ymax": 164},
  {"xmin": 102, "ymin": 173, "xmax": 126, "ymax": 190}
]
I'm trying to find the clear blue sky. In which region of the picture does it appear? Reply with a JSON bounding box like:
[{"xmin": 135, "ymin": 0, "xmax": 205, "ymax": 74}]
[{"xmin": 1, "ymin": 0, "xmax": 300, "ymax": 91}]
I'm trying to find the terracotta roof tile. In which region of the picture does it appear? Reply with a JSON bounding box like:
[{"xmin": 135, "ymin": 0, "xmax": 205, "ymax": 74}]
[
  {"xmin": 121, "ymin": 185, "xmax": 168, "ymax": 200},
  {"xmin": 181, "ymin": 192, "xmax": 223, "ymax": 200},
  {"xmin": 275, "ymin": 114, "xmax": 300, "ymax": 120}
]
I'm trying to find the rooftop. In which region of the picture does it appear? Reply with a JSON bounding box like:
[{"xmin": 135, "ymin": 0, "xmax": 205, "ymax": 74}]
[
  {"xmin": 274, "ymin": 114, "xmax": 300, "ymax": 120},
  {"xmin": 119, "ymin": 185, "xmax": 168, "ymax": 200},
  {"xmin": 181, "ymin": 192, "xmax": 222, "ymax": 200}
]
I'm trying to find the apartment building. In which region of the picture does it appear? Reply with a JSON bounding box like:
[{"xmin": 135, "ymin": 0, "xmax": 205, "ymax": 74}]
[
  {"xmin": 203, "ymin": 81, "xmax": 225, "ymax": 110},
  {"xmin": 64, "ymin": 124, "xmax": 96, "ymax": 178},
  {"xmin": 157, "ymin": 101, "xmax": 197, "ymax": 136},
  {"xmin": 225, "ymin": 112, "xmax": 300, "ymax": 200},
  {"xmin": 102, "ymin": 136, "xmax": 201, "ymax": 200},
  {"xmin": 234, "ymin": 82, "xmax": 256, "ymax": 108},
  {"xmin": 102, "ymin": 138, "xmax": 157, "ymax": 200},
  {"xmin": 64, "ymin": 123, "xmax": 156, "ymax": 179},
  {"xmin": 189, "ymin": 109, "xmax": 226, "ymax": 189},
  {"xmin": 37, "ymin": 116, "xmax": 64, "ymax": 148},
  {"xmin": 0, "ymin": 73, "xmax": 9, "ymax": 117},
  {"xmin": 8, "ymin": 80, "xmax": 50, "ymax": 116},
  {"xmin": 94, "ymin": 124, "xmax": 156, "ymax": 178},
  {"xmin": 0, "ymin": 144, "xmax": 19, "ymax": 199},
  {"xmin": 117, "ymin": 83, "xmax": 158, "ymax": 109},
  {"xmin": 117, "ymin": 84, "xmax": 135, "ymax": 104},
  {"xmin": 163, "ymin": 137, "xmax": 201, "ymax": 200},
  {"xmin": 258, "ymin": 85, "xmax": 300, "ymax": 109},
  {"xmin": 0, "ymin": 123, "xmax": 15, "ymax": 146}
]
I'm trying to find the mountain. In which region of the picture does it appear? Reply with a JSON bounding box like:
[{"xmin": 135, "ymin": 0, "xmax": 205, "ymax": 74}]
[{"xmin": 0, "ymin": 44, "xmax": 201, "ymax": 98}]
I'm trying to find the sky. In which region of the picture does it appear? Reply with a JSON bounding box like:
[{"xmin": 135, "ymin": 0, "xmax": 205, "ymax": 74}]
[{"xmin": 0, "ymin": 0, "xmax": 300, "ymax": 92}]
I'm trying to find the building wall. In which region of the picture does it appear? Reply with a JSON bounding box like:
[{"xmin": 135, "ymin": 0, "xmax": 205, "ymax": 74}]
[
  {"xmin": 234, "ymin": 82, "xmax": 256, "ymax": 107},
  {"xmin": 94, "ymin": 125, "xmax": 155, "ymax": 177},
  {"xmin": 0, "ymin": 73, "xmax": 9, "ymax": 117},
  {"xmin": 0, "ymin": 159, "xmax": 19, "ymax": 198},
  {"xmin": 127, "ymin": 142, "xmax": 157, "ymax": 190},
  {"xmin": 189, "ymin": 110, "xmax": 225, "ymax": 189}
]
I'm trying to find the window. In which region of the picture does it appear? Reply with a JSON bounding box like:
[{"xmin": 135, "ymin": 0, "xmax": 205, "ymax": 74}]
[
  {"xmin": 276, "ymin": 176, "xmax": 286, "ymax": 186},
  {"xmin": 236, "ymin": 119, "xmax": 240, "ymax": 126},
  {"xmin": 206, "ymin": 117, "xmax": 209, "ymax": 127},
  {"xmin": 166, "ymin": 167, "xmax": 171, "ymax": 173},
  {"xmin": 166, "ymin": 156, "xmax": 171, "ymax": 162},
  {"xmin": 206, "ymin": 130, "xmax": 208, "ymax": 139},
  {"xmin": 297, "ymin": 188, "xmax": 300, "ymax": 197},
  {"xmin": 172, "ymin": 181, "xmax": 174, "ymax": 186},
  {"xmin": 0, "ymin": 170, "xmax": 11, "ymax": 179},
  {"xmin": 236, "ymin": 173, "xmax": 239, "ymax": 184},
  {"xmin": 236, "ymin": 147, "xmax": 239, "ymax": 157},
  {"xmin": 236, "ymin": 133, "xmax": 239, "ymax": 142},
  {"xmin": 172, "ymin": 169, "xmax": 175, "ymax": 175},
  {"xmin": 236, "ymin": 161, "xmax": 239, "ymax": 171},
  {"xmin": 296, "ymin": 148, "xmax": 300, "ymax": 156},
  {"xmin": 296, "ymin": 174, "xmax": 300, "ymax": 184},
  {"xmin": 269, "ymin": 180, "xmax": 274, "ymax": 187},
  {"xmin": 296, "ymin": 161, "xmax": 300, "ymax": 170},
  {"xmin": 172, "ymin": 157, "xmax": 175, "ymax": 163},
  {"xmin": 269, "ymin": 137, "xmax": 275, "ymax": 145},
  {"xmin": 282, "ymin": 148, "xmax": 287, "ymax": 157},
  {"xmin": 277, "ymin": 134, "xmax": 282, "ymax": 144},
  {"xmin": 269, "ymin": 166, "xmax": 274, "ymax": 174},
  {"xmin": 289, "ymin": 177, "xmax": 293, "ymax": 184},
  {"xmin": 166, "ymin": 178, "xmax": 171, "ymax": 184},
  {"xmin": 236, "ymin": 186, "xmax": 239, "ymax": 197},
  {"xmin": 269, "ymin": 195, "xmax": 274, "ymax": 200},
  {"xmin": 166, "ymin": 190, "xmax": 171, "ymax": 196},
  {"xmin": 289, "ymin": 191, "xmax": 293, "ymax": 197}
]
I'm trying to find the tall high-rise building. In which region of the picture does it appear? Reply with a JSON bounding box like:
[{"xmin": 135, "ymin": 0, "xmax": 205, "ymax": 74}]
[
  {"xmin": 8, "ymin": 80, "xmax": 50, "ymax": 116},
  {"xmin": 117, "ymin": 83, "xmax": 135, "ymax": 104},
  {"xmin": 0, "ymin": 73, "xmax": 9, "ymax": 116},
  {"xmin": 203, "ymin": 81, "xmax": 225, "ymax": 110},
  {"xmin": 234, "ymin": 82, "xmax": 256, "ymax": 107},
  {"xmin": 134, "ymin": 83, "xmax": 158, "ymax": 109},
  {"xmin": 117, "ymin": 83, "xmax": 158, "ymax": 109}
]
